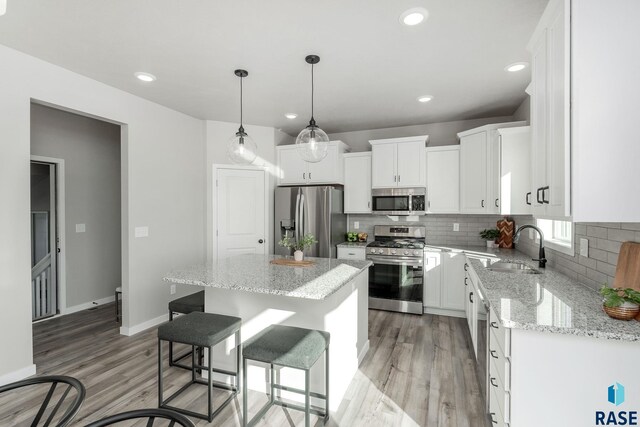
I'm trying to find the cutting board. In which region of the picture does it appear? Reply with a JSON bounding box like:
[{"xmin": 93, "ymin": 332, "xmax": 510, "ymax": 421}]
[
  {"xmin": 497, "ymin": 218, "xmax": 515, "ymax": 248},
  {"xmin": 612, "ymin": 241, "xmax": 640, "ymax": 321}
]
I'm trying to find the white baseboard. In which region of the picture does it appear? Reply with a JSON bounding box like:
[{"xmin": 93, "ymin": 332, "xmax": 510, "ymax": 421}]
[
  {"xmin": 358, "ymin": 339, "xmax": 370, "ymax": 366},
  {"xmin": 120, "ymin": 312, "xmax": 169, "ymax": 336},
  {"xmin": 0, "ymin": 364, "xmax": 36, "ymax": 387},
  {"xmin": 63, "ymin": 295, "xmax": 115, "ymax": 315},
  {"xmin": 423, "ymin": 306, "xmax": 466, "ymax": 319}
]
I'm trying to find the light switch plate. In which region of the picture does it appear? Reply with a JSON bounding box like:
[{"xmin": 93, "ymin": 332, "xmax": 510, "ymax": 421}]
[
  {"xmin": 453, "ymin": 223, "xmax": 459, "ymax": 232},
  {"xmin": 529, "ymin": 229, "xmax": 534, "ymax": 240},
  {"xmin": 135, "ymin": 226, "xmax": 149, "ymax": 238},
  {"xmin": 170, "ymin": 285, "xmax": 176, "ymax": 295},
  {"xmin": 75, "ymin": 224, "xmax": 86, "ymax": 233},
  {"xmin": 353, "ymin": 221, "xmax": 359, "ymax": 230},
  {"xmin": 580, "ymin": 238, "xmax": 589, "ymax": 257}
]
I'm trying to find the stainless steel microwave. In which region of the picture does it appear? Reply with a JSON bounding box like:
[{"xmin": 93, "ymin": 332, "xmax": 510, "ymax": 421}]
[{"xmin": 371, "ymin": 187, "xmax": 426, "ymax": 215}]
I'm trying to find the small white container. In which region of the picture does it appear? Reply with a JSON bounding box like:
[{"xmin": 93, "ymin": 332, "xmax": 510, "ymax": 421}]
[{"xmin": 294, "ymin": 250, "xmax": 304, "ymax": 262}]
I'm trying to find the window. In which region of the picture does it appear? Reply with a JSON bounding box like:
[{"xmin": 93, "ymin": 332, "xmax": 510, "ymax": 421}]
[{"xmin": 536, "ymin": 219, "xmax": 574, "ymax": 255}]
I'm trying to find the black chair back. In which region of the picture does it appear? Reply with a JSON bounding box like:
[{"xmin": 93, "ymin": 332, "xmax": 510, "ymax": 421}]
[
  {"xmin": 84, "ymin": 408, "xmax": 195, "ymax": 427},
  {"xmin": 0, "ymin": 375, "xmax": 85, "ymax": 427}
]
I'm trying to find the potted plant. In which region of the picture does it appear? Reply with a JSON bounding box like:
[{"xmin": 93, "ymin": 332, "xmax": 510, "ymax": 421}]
[
  {"xmin": 278, "ymin": 234, "xmax": 318, "ymax": 262},
  {"xmin": 479, "ymin": 229, "xmax": 501, "ymax": 248},
  {"xmin": 600, "ymin": 286, "xmax": 640, "ymax": 320}
]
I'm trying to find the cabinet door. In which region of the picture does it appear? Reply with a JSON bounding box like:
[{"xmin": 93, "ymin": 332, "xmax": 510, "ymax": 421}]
[
  {"xmin": 530, "ymin": 29, "xmax": 548, "ymax": 216},
  {"xmin": 466, "ymin": 275, "xmax": 477, "ymax": 355},
  {"xmin": 460, "ymin": 132, "xmax": 488, "ymax": 213},
  {"xmin": 423, "ymin": 252, "xmax": 442, "ymax": 308},
  {"xmin": 307, "ymin": 144, "xmax": 340, "ymax": 184},
  {"xmin": 441, "ymin": 253, "xmax": 466, "ymax": 311},
  {"xmin": 278, "ymin": 147, "xmax": 308, "ymax": 185},
  {"xmin": 545, "ymin": 1, "xmax": 570, "ymax": 217},
  {"xmin": 501, "ymin": 130, "xmax": 532, "ymax": 215},
  {"xmin": 371, "ymin": 144, "xmax": 397, "ymax": 188},
  {"xmin": 344, "ymin": 154, "xmax": 372, "ymax": 213},
  {"xmin": 396, "ymin": 140, "xmax": 425, "ymax": 187},
  {"xmin": 487, "ymin": 130, "xmax": 501, "ymax": 214},
  {"xmin": 427, "ymin": 147, "xmax": 460, "ymax": 213}
]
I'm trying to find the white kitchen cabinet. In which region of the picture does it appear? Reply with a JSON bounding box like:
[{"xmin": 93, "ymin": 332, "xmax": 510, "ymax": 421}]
[
  {"xmin": 277, "ymin": 141, "xmax": 349, "ymax": 186},
  {"xmin": 498, "ymin": 126, "xmax": 532, "ymax": 215},
  {"xmin": 458, "ymin": 122, "xmax": 526, "ymax": 214},
  {"xmin": 527, "ymin": 0, "xmax": 570, "ymax": 218},
  {"xmin": 369, "ymin": 136, "xmax": 427, "ymax": 188},
  {"xmin": 337, "ymin": 246, "xmax": 366, "ymax": 260},
  {"xmin": 344, "ymin": 152, "xmax": 372, "ymax": 213},
  {"xmin": 426, "ymin": 146, "xmax": 460, "ymax": 213},
  {"xmin": 423, "ymin": 251, "xmax": 442, "ymax": 309},
  {"xmin": 423, "ymin": 250, "xmax": 466, "ymax": 317}
]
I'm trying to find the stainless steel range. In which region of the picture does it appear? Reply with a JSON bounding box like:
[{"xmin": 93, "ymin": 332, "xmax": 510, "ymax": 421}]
[{"xmin": 366, "ymin": 225, "xmax": 425, "ymax": 315}]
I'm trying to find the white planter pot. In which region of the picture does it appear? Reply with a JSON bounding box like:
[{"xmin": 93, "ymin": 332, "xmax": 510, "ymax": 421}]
[
  {"xmin": 294, "ymin": 250, "xmax": 304, "ymax": 262},
  {"xmin": 486, "ymin": 240, "xmax": 495, "ymax": 248}
]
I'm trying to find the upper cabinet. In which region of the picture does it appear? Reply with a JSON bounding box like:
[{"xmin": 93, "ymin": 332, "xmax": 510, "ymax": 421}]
[
  {"xmin": 277, "ymin": 141, "xmax": 349, "ymax": 186},
  {"xmin": 344, "ymin": 152, "xmax": 372, "ymax": 214},
  {"xmin": 458, "ymin": 122, "xmax": 526, "ymax": 214},
  {"xmin": 426, "ymin": 146, "xmax": 460, "ymax": 214},
  {"xmin": 369, "ymin": 136, "xmax": 427, "ymax": 188},
  {"xmin": 528, "ymin": 0, "xmax": 570, "ymax": 218},
  {"xmin": 498, "ymin": 126, "xmax": 532, "ymax": 215}
]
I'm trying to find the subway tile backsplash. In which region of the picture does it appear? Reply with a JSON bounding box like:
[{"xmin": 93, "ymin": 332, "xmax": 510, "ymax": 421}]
[{"xmin": 348, "ymin": 214, "xmax": 640, "ymax": 293}]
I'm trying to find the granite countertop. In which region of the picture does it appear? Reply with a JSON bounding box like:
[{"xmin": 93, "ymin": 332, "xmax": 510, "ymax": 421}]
[
  {"xmin": 164, "ymin": 254, "xmax": 372, "ymax": 301},
  {"xmin": 337, "ymin": 241, "xmax": 369, "ymax": 248},
  {"xmin": 461, "ymin": 249, "xmax": 640, "ymax": 342}
]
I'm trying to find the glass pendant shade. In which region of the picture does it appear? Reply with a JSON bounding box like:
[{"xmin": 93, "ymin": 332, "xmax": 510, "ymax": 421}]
[
  {"xmin": 227, "ymin": 130, "xmax": 257, "ymax": 165},
  {"xmin": 295, "ymin": 125, "xmax": 329, "ymax": 163}
]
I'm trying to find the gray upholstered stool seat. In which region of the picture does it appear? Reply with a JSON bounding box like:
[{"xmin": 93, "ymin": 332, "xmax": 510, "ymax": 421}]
[
  {"xmin": 243, "ymin": 325, "xmax": 330, "ymax": 427},
  {"xmin": 167, "ymin": 291, "xmax": 205, "ymax": 371},
  {"xmin": 158, "ymin": 311, "xmax": 242, "ymax": 422},
  {"xmin": 243, "ymin": 325, "xmax": 330, "ymax": 370},
  {"xmin": 168, "ymin": 291, "xmax": 204, "ymax": 315}
]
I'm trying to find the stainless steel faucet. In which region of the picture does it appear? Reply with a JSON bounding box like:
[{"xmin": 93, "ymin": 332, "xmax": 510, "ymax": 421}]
[{"xmin": 514, "ymin": 225, "xmax": 547, "ymax": 268}]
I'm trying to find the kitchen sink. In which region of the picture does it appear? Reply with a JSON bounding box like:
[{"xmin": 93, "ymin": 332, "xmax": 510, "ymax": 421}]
[{"xmin": 487, "ymin": 262, "xmax": 541, "ymax": 274}]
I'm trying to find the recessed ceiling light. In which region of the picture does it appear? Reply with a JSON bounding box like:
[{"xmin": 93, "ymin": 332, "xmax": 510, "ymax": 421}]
[
  {"xmin": 285, "ymin": 113, "xmax": 298, "ymax": 119},
  {"xmin": 417, "ymin": 95, "xmax": 433, "ymax": 103},
  {"xmin": 505, "ymin": 62, "xmax": 528, "ymax": 72},
  {"xmin": 134, "ymin": 72, "xmax": 156, "ymax": 82},
  {"xmin": 400, "ymin": 8, "xmax": 429, "ymax": 26}
]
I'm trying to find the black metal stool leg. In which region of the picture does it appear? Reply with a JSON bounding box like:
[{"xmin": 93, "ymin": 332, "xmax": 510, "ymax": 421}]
[
  {"xmin": 157, "ymin": 339, "xmax": 163, "ymax": 406},
  {"xmin": 325, "ymin": 347, "xmax": 330, "ymax": 424},
  {"xmin": 305, "ymin": 369, "xmax": 310, "ymax": 427},
  {"xmin": 208, "ymin": 345, "xmax": 213, "ymax": 422}
]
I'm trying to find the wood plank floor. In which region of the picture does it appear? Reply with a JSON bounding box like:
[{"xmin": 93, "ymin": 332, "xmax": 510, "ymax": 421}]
[{"xmin": 0, "ymin": 304, "xmax": 488, "ymax": 426}]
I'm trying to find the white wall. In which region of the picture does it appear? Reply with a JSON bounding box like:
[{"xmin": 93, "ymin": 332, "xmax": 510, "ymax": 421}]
[
  {"xmin": 326, "ymin": 116, "xmax": 515, "ymax": 151},
  {"xmin": 205, "ymin": 121, "xmax": 279, "ymax": 260},
  {"xmin": 571, "ymin": 0, "xmax": 640, "ymax": 222},
  {"xmin": 31, "ymin": 103, "xmax": 122, "ymax": 309},
  {"xmin": 512, "ymin": 97, "xmax": 530, "ymax": 123},
  {"xmin": 0, "ymin": 44, "xmax": 205, "ymax": 382}
]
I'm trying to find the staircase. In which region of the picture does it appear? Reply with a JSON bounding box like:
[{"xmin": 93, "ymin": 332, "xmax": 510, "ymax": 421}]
[{"xmin": 32, "ymin": 252, "xmax": 55, "ymax": 320}]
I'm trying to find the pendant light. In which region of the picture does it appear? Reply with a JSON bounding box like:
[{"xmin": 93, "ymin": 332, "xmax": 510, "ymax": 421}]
[
  {"xmin": 227, "ymin": 69, "xmax": 258, "ymax": 164},
  {"xmin": 295, "ymin": 55, "xmax": 329, "ymax": 163}
]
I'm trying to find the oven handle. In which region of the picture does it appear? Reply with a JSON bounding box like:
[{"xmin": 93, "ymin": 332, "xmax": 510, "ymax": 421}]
[{"xmin": 367, "ymin": 256, "xmax": 423, "ymax": 267}]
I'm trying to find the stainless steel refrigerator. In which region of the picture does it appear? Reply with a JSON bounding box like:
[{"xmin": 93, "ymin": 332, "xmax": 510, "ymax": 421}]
[{"xmin": 274, "ymin": 186, "xmax": 346, "ymax": 258}]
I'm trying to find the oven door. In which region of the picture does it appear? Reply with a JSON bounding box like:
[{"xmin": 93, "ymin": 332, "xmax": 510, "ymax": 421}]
[{"xmin": 367, "ymin": 256, "xmax": 424, "ymax": 314}]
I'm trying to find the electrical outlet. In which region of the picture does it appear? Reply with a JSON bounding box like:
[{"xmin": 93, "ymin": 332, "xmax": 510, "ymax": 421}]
[
  {"xmin": 580, "ymin": 238, "xmax": 589, "ymax": 257},
  {"xmin": 354, "ymin": 221, "xmax": 359, "ymax": 230},
  {"xmin": 75, "ymin": 224, "xmax": 86, "ymax": 233},
  {"xmin": 135, "ymin": 226, "xmax": 149, "ymax": 238},
  {"xmin": 170, "ymin": 284, "xmax": 176, "ymax": 295},
  {"xmin": 453, "ymin": 223, "xmax": 459, "ymax": 232}
]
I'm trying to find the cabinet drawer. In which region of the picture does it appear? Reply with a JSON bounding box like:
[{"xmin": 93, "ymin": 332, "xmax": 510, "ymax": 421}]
[
  {"xmin": 489, "ymin": 307, "xmax": 510, "ymax": 357},
  {"xmin": 489, "ymin": 328, "xmax": 510, "ymax": 391},
  {"xmin": 337, "ymin": 247, "xmax": 366, "ymax": 260},
  {"xmin": 489, "ymin": 353, "xmax": 511, "ymax": 423},
  {"xmin": 489, "ymin": 381, "xmax": 510, "ymax": 427}
]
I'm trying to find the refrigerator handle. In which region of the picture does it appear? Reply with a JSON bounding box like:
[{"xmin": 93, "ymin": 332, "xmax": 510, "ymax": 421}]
[
  {"xmin": 294, "ymin": 191, "xmax": 301, "ymax": 243},
  {"xmin": 299, "ymin": 193, "xmax": 306, "ymax": 241}
]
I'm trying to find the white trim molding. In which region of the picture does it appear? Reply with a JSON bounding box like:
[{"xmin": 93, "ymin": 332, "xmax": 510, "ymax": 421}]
[
  {"xmin": 358, "ymin": 339, "xmax": 370, "ymax": 366},
  {"xmin": 63, "ymin": 295, "xmax": 115, "ymax": 316},
  {"xmin": 0, "ymin": 364, "xmax": 36, "ymax": 387},
  {"xmin": 119, "ymin": 312, "xmax": 169, "ymax": 337}
]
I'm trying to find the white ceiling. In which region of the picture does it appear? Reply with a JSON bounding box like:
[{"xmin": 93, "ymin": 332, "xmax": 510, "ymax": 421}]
[{"xmin": 0, "ymin": 0, "xmax": 547, "ymax": 135}]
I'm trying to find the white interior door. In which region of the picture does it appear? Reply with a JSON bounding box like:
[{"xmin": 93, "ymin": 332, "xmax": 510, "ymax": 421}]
[{"xmin": 216, "ymin": 167, "xmax": 267, "ymax": 260}]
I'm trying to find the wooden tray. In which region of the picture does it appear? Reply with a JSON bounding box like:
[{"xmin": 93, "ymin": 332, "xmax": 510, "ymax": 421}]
[{"xmin": 270, "ymin": 258, "xmax": 316, "ymax": 267}]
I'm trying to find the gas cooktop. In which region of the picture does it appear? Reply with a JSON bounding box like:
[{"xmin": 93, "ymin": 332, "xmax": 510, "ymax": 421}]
[{"xmin": 366, "ymin": 240, "xmax": 425, "ymax": 249}]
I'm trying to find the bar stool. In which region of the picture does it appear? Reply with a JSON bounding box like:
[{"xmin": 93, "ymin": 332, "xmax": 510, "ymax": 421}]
[
  {"xmin": 157, "ymin": 311, "xmax": 241, "ymax": 422},
  {"xmin": 168, "ymin": 291, "xmax": 204, "ymax": 370},
  {"xmin": 242, "ymin": 325, "xmax": 330, "ymax": 427}
]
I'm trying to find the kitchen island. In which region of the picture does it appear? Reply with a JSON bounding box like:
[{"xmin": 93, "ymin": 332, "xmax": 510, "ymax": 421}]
[{"xmin": 164, "ymin": 254, "xmax": 371, "ymax": 411}]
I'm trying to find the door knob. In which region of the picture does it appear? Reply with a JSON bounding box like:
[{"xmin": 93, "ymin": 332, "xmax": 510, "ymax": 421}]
[{"xmin": 258, "ymin": 239, "xmax": 264, "ymax": 244}]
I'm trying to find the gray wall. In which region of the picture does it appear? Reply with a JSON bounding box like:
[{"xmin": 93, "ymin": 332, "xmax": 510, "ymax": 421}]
[
  {"xmin": 326, "ymin": 116, "xmax": 515, "ymax": 152},
  {"xmin": 512, "ymin": 97, "xmax": 530, "ymax": 123},
  {"xmin": 31, "ymin": 104, "xmax": 121, "ymax": 309},
  {"xmin": 30, "ymin": 163, "xmax": 50, "ymax": 212}
]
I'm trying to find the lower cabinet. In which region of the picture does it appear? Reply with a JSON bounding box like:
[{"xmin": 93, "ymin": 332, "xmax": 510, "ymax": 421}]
[
  {"xmin": 337, "ymin": 246, "xmax": 366, "ymax": 260},
  {"xmin": 424, "ymin": 250, "xmax": 466, "ymax": 316}
]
